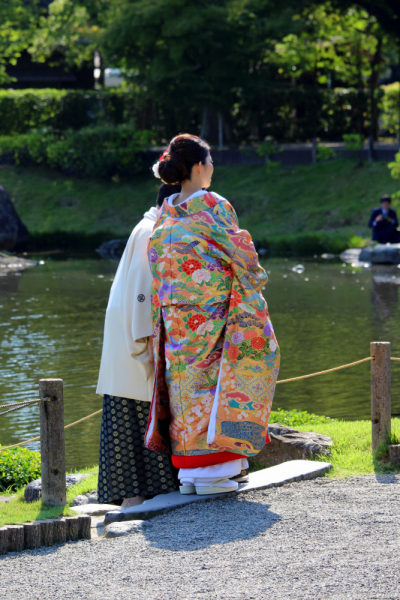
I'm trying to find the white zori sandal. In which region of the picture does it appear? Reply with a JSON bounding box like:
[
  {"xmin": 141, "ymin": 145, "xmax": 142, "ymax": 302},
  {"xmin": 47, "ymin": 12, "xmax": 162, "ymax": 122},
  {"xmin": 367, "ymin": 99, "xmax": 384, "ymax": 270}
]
[
  {"xmin": 195, "ymin": 478, "xmax": 238, "ymax": 495},
  {"xmin": 179, "ymin": 478, "xmax": 239, "ymax": 495},
  {"xmin": 180, "ymin": 469, "xmax": 249, "ymax": 492},
  {"xmin": 179, "ymin": 484, "xmax": 196, "ymax": 495}
]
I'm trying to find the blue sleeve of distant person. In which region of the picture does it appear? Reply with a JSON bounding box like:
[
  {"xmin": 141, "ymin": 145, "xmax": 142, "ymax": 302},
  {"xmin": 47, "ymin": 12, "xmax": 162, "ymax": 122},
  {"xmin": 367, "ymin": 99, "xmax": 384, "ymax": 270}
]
[{"xmin": 368, "ymin": 209, "xmax": 379, "ymax": 228}]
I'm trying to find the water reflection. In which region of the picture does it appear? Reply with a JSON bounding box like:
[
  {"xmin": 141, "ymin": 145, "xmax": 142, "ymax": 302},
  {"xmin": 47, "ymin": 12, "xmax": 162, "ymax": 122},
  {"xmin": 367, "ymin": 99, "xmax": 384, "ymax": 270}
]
[
  {"xmin": 371, "ymin": 266, "xmax": 400, "ymax": 321},
  {"xmin": 0, "ymin": 256, "xmax": 400, "ymax": 471},
  {"xmin": 0, "ymin": 271, "xmax": 23, "ymax": 297}
]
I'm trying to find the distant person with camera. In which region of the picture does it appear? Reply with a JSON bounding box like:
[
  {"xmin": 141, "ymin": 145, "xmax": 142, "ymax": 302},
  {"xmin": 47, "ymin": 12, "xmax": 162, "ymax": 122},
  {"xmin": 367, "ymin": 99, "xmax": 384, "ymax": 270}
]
[{"xmin": 368, "ymin": 195, "xmax": 400, "ymax": 244}]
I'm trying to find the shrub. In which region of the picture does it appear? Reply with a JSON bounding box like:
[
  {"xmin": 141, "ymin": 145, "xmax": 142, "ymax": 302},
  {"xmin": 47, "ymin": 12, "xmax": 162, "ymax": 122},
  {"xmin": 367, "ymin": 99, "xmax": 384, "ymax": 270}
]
[
  {"xmin": 0, "ymin": 89, "xmax": 146, "ymax": 135},
  {"xmin": 0, "ymin": 447, "xmax": 41, "ymax": 492},
  {"xmin": 317, "ymin": 145, "xmax": 336, "ymax": 161},
  {"xmin": 343, "ymin": 134, "xmax": 364, "ymax": 152},
  {"xmin": 388, "ymin": 151, "xmax": 400, "ymax": 181},
  {"xmin": 0, "ymin": 125, "xmax": 154, "ymax": 179},
  {"xmin": 380, "ymin": 83, "xmax": 400, "ymax": 138},
  {"xmin": 270, "ymin": 408, "xmax": 334, "ymax": 427},
  {"xmin": 0, "ymin": 86, "xmax": 386, "ymax": 144}
]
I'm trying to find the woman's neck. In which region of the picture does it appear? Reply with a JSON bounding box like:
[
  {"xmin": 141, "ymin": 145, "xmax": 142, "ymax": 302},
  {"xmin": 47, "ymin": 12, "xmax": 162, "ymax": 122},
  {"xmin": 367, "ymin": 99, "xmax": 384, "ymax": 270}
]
[{"xmin": 172, "ymin": 181, "xmax": 203, "ymax": 206}]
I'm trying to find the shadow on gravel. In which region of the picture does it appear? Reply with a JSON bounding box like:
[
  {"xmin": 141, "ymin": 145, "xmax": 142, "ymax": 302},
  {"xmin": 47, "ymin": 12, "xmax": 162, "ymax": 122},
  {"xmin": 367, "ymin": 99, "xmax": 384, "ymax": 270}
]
[
  {"xmin": 374, "ymin": 473, "xmax": 400, "ymax": 484},
  {"xmin": 143, "ymin": 496, "xmax": 281, "ymax": 551}
]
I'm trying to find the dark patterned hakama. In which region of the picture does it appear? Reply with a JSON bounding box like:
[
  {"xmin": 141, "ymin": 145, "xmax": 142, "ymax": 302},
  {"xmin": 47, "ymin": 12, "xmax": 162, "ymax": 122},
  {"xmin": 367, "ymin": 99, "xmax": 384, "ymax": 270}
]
[{"xmin": 98, "ymin": 395, "xmax": 178, "ymax": 503}]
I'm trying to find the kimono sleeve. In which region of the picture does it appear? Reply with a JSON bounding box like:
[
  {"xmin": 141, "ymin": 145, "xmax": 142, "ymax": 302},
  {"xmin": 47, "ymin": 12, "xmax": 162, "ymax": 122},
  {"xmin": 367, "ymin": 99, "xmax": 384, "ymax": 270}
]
[{"xmin": 213, "ymin": 199, "xmax": 268, "ymax": 296}]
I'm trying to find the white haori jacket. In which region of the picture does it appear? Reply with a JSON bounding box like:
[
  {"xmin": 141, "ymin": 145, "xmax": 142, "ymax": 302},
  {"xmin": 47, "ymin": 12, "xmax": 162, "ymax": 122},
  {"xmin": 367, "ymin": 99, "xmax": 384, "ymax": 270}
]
[{"xmin": 97, "ymin": 207, "xmax": 158, "ymax": 402}]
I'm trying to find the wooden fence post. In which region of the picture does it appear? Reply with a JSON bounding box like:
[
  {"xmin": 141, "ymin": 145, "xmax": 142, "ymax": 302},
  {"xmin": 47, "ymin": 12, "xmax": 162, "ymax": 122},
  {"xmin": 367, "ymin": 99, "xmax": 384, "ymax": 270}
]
[
  {"xmin": 371, "ymin": 342, "xmax": 391, "ymax": 453},
  {"xmin": 39, "ymin": 379, "xmax": 66, "ymax": 506},
  {"xmin": 311, "ymin": 138, "xmax": 317, "ymax": 164}
]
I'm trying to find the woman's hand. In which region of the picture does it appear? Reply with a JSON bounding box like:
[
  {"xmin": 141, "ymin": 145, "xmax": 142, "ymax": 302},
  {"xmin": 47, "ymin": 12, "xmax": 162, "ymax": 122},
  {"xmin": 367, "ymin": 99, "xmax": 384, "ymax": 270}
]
[{"xmin": 147, "ymin": 337, "xmax": 154, "ymax": 364}]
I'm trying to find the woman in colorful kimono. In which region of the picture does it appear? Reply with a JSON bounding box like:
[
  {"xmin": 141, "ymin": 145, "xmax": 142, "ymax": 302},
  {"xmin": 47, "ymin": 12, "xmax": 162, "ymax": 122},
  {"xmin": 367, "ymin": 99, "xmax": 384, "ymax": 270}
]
[{"xmin": 146, "ymin": 134, "xmax": 280, "ymax": 495}]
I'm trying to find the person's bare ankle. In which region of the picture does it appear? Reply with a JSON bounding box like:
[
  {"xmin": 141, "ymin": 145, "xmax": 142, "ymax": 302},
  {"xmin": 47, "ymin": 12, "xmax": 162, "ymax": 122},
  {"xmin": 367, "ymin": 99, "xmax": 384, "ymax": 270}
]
[{"xmin": 120, "ymin": 496, "xmax": 145, "ymax": 509}]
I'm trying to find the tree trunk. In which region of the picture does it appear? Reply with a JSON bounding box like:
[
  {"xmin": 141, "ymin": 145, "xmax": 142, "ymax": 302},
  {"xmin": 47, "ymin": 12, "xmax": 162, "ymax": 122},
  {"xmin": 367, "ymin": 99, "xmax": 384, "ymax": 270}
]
[
  {"xmin": 369, "ymin": 34, "xmax": 383, "ymax": 157},
  {"xmin": 200, "ymin": 106, "xmax": 209, "ymax": 139}
]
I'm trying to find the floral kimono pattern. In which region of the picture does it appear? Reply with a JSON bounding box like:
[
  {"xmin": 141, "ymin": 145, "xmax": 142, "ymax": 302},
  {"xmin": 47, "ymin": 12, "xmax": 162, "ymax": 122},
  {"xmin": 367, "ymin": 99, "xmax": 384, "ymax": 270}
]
[{"xmin": 145, "ymin": 190, "xmax": 280, "ymax": 459}]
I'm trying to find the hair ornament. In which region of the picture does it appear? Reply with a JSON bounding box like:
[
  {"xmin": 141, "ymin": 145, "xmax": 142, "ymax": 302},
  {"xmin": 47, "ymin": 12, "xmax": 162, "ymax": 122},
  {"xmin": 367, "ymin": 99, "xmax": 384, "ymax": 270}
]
[
  {"xmin": 152, "ymin": 149, "xmax": 170, "ymax": 180},
  {"xmin": 152, "ymin": 161, "xmax": 161, "ymax": 179}
]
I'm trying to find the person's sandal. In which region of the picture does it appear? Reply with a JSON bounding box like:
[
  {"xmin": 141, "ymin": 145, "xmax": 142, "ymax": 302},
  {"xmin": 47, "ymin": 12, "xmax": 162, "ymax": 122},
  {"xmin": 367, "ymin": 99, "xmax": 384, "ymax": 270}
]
[
  {"xmin": 195, "ymin": 479, "xmax": 238, "ymax": 495},
  {"xmin": 179, "ymin": 484, "xmax": 196, "ymax": 494}
]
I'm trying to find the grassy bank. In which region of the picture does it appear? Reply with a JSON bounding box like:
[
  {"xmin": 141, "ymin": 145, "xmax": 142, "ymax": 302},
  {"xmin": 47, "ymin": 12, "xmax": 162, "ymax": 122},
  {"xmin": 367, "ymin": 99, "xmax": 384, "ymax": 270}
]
[
  {"xmin": 1, "ymin": 158, "xmax": 398, "ymax": 255},
  {"xmin": 0, "ymin": 467, "xmax": 98, "ymax": 527},
  {"xmin": 296, "ymin": 419, "xmax": 400, "ymax": 479},
  {"xmin": 2, "ymin": 410, "xmax": 399, "ymax": 526}
]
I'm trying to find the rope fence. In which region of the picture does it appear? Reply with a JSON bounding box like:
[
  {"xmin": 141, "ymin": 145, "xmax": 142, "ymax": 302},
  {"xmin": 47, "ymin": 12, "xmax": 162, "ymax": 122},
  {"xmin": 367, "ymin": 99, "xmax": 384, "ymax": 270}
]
[
  {"xmin": 0, "ymin": 397, "xmax": 52, "ymax": 417},
  {"xmin": 0, "ymin": 408, "xmax": 104, "ymax": 452},
  {"xmin": 0, "ymin": 341, "xmax": 397, "ymax": 508},
  {"xmin": 276, "ymin": 356, "xmax": 373, "ymax": 385}
]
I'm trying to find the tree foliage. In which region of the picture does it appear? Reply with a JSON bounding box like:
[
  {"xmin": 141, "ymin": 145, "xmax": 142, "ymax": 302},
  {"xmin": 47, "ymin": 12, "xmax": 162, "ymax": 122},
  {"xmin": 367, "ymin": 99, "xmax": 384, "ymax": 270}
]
[
  {"xmin": 329, "ymin": 0, "xmax": 400, "ymax": 38},
  {"xmin": 29, "ymin": 0, "xmax": 107, "ymax": 68},
  {"xmin": 0, "ymin": 0, "xmax": 42, "ymax": 85},
  {"xmin": 271, "ymin": 4, "xmax": 394, "ymax": 88},
  {"xmin": 101, "ymin": 0, "xmax": 299, "ymax": 113}
]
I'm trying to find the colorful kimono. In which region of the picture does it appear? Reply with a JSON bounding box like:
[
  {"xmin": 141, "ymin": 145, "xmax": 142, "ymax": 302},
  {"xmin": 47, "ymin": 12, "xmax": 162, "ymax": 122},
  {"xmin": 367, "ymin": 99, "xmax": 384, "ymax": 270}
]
[{"xmin": 145, "ymin": 190, "xmax": 280, "ymax": 461}]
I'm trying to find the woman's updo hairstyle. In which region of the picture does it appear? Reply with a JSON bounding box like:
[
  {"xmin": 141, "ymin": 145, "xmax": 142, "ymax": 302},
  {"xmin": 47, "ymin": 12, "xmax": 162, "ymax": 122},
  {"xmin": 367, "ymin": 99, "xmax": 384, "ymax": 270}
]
[{"xmin": 158, "ymin": 134, "xmax": 210, "ymax": 185}]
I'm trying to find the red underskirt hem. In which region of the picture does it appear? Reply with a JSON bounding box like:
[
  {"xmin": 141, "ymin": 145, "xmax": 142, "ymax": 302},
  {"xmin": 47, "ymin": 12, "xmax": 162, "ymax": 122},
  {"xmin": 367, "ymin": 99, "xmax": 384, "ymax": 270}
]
[{"xmin": 171, "ymin": 452, "xmax": 245, "ymax": 469}]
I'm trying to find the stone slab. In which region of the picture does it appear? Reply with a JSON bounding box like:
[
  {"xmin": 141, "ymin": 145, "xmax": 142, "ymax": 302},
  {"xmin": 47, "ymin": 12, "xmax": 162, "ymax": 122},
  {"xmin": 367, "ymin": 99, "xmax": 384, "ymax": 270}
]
[
  {"xmin": 103, "ymin": 520, "xmax": 152, "ymax": 539},
  {"xmin": 104, "ymin": 460, "xmax": 332, "ymax": 526},
  {"xmin": 90, "ymin": 516, "xmax": 105, "ymax": 540},
  {"xmin": 71, "ymin": 503, "xmax": 121, "ymax": 517}
]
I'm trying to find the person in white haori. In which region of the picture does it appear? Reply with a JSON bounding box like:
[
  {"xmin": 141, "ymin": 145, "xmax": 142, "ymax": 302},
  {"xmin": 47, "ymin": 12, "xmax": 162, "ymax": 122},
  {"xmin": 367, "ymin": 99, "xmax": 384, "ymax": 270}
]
[{"xmin": 96, "ymin": 184, "xmax": 180, "ymax": 509}]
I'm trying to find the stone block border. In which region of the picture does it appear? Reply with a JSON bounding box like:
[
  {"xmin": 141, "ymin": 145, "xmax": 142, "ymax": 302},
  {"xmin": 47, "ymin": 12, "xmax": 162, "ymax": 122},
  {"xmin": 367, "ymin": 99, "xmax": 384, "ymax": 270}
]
[{"xmin": 0, "ymin": 515, "xmax": 91, "ymax": 555}]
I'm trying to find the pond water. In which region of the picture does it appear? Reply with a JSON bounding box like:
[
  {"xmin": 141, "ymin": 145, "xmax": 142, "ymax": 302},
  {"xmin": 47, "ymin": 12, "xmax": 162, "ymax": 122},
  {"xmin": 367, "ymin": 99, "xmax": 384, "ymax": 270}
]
[{"xmin": 1, "ymin": 255, "xmax": 400, "ymax": 471}]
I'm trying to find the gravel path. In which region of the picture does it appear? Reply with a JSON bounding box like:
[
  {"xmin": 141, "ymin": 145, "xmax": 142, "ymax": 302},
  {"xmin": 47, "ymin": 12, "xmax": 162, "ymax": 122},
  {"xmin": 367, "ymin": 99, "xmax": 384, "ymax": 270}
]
[{"xmin": 1, "ymin": 474, "xmax": 400, "ymax": 600}]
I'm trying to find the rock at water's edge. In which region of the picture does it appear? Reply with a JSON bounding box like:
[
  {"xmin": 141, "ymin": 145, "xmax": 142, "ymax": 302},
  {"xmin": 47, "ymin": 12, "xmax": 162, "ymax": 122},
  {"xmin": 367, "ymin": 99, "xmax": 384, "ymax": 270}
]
[
  {"xmin": 249, "ymin": 423, "xmax": 332, "ymax": 467},
  {"xmin": 24, "ymin": 474, "xmax": 89, "ymax": 503},
  {"xmin": 96, "ymin": 238, "xmax": 128, "ymax": 261},
  {"xmin": 341, "ymin": 245, "xmax": 400, "ymax": 265},
  {"xmin": 0, "ymin": 184, "xmax": 28, "ymax": 250},
  {"xmin": 360, "ymin": 244, "xmax": 400, "ymax": 265}
]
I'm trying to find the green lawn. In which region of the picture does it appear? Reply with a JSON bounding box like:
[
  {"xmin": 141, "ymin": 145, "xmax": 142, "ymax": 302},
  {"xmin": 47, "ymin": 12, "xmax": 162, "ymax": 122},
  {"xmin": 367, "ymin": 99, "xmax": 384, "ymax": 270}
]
[
  {"xmin": 296, "ymin": 418, "xmax": 400, "ymax": 479},
  {"xmin": 1, "ymin": 158, "xmax": 398, "ymax": 253},
  {"xmin": 0, "ymin": 467, "xmax": 98, "ymax": 527}
]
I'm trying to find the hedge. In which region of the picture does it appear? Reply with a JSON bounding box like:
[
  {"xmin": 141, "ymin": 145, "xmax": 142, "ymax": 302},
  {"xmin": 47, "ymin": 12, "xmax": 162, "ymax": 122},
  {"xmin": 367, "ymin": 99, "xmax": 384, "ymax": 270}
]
[
  {"xmin": 0, "ymin": 125, "xmax": 154, "ymax": 179},
  {"xmin": 0, "ymin": 86, "xmax": 393, "ymax": 143},
  {"xmin": 0, "ymin": 89, "xmax": 145, "ymax": 136},
  {"xmin": 0, "ymin": 446, "xmax": 41, "ymax": 492}
]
